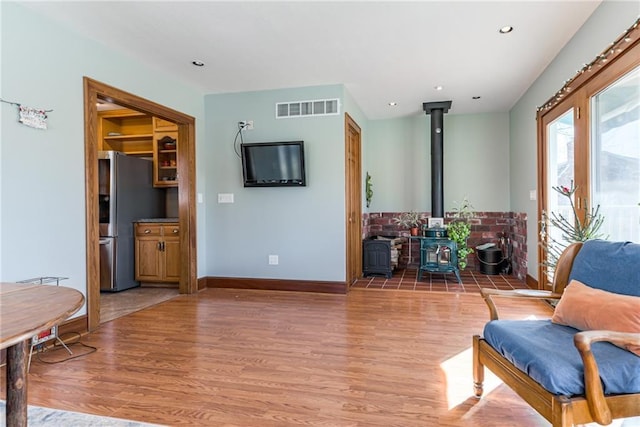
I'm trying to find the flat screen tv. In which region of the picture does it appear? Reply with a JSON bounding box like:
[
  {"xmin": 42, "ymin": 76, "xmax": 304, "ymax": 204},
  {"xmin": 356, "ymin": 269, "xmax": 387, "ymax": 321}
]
[{"xmin": 241, "ymin": 141, "xmax": 306, "ymax": 187}]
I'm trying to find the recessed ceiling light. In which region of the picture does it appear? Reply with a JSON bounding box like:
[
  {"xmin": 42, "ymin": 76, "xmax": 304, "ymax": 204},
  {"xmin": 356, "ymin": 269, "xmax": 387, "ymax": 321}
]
[
  {"xmin": 192, "ymin": 60, "xmax": 205, "ymax": 67},
  {"xmin": 388, "ymin": 102, "xmax": 398, "ymax": 106},
  {"xmin": 434, "ymin": 85, "xmax": 443, "ymax": 91},
  {"xmin": 499, "ymin": 26, "xmax": 514, "ymax": 34},
  {"xmin": 472, "ymin": 96, "xmax": 481, "ymax": 100}
]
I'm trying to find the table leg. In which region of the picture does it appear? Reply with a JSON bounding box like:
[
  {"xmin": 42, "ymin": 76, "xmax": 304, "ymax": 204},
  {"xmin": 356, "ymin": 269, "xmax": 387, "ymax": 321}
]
[{"xmin": 7, "ymin": 340, "xmax": 28, "ymax": 427}]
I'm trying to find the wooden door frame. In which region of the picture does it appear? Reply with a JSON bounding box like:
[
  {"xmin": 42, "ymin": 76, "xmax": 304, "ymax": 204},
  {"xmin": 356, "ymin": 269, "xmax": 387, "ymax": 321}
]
[
  {"xmin": 535, "ymin": 31, "xmax": 640, "ymax": 289},
  {"xmin": 344, "ymin": 113, "xmax": 362, "ymax": 289},
  {"xmin": 83, "ymin": 77, "xmax": 197, "ymax": 331}
]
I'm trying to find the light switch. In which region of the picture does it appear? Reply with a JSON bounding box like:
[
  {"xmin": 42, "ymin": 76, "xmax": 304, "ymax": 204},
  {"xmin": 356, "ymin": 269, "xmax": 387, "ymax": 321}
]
[
  {"xmin": 529, "ymin": 190, "xmax": 537, "ymax": 201},
  {"xmin": 197, "ymin": 193, "xmax": 203, "ymax": 204},
  {"xmin": 218, "ymin": 193, "xmax": 234, "ymax": 203}
]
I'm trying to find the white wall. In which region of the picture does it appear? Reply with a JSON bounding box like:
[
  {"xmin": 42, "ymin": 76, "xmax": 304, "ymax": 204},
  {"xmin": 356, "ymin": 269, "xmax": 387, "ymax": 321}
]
[
  {"xmin": 366, "ymin": 112, "xmax": 510, "ymax": 213},
  {"xmin": 509, "ymin": 1, "xmax": 640, "ymax": 279},
  {"xmin": 204, "ymin": 86, "xmax": 347, "ymax": 282},
  {"xmin": 0, "ymin": 3, "xmax": 205, "ymax": 313}
]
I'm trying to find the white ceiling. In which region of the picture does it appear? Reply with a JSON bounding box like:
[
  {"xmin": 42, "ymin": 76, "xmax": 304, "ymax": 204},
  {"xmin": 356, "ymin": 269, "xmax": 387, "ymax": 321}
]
[{"xmin": 22, "ymin": 1, "xmax": 603, "ymax": 119}]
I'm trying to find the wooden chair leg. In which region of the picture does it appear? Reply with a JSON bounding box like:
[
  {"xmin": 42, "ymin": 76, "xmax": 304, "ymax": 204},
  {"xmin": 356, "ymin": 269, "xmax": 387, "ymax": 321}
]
[
  {"xmin": 472, "ymin": 335, "xmax": 484, "ymax": 397},
  {"xmin": 552, "ymin": 396, "xmax": 574, "ymax": 427}
]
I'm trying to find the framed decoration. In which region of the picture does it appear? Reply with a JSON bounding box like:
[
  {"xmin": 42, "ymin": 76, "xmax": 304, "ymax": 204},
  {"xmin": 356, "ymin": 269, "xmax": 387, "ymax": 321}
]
[{"xmin": 428, "ymin": 217, "xmax": 444, "ymax": 228}]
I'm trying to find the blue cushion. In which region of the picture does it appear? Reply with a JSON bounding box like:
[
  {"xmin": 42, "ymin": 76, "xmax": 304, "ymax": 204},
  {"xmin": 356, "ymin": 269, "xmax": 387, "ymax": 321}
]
[
  {"xmin": 569, "ymin": 240, "xmax": 640, "ymax": 297},
  {"xmin": 483, "ymin": 320, "xmax": 640, "ymax": 396}
]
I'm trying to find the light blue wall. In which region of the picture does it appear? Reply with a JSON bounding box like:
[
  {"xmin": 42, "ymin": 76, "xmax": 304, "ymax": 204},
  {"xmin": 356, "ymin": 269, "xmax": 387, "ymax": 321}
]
[
  {"xmin": 366, "ymin": 112, "xmax": 510, "ymax": 213},
  {"xmin": 0, "ymin": 3, "xmax": 205, "ymax": 312},
  {"xmin": 3, "ymin": 0, "xmax": 635, "ymax": 294},
  {"xmin": 204, "ymin": 85, "xmax": 347, "ymax": 282},
  {"xmin": 509, "ymin": 1, "xmax": 640, "ymax": 279}
]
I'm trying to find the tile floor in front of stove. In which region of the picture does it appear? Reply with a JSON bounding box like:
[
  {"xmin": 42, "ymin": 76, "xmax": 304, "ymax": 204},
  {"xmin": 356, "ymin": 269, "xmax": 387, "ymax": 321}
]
[{"xmin": 351, "ymin": 266, "xmax": 529, "ymax": 293}]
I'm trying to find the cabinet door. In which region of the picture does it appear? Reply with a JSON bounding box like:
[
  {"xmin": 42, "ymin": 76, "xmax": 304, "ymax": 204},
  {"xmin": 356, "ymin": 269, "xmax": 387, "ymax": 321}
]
[
  {"xmin": 135, "ymin": 237, "xmax": 162, "ymax": 281},
  {"xmin": 153, "ymin": 117, "xmax": 178, "ymax": 131},
  {"xmin": 163, "ymin": 237, "xmax": 181, "ymax": 282},
  {"xmin": 162, "ymin": 224, "xmax": 180, "ymax": 282}
]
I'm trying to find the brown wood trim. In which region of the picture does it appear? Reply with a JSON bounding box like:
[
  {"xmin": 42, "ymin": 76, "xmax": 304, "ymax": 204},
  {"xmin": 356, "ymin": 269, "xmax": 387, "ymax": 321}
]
[
  {"xmin": 58, "ymin": 315, "xmax": 88, "ymax": 337},
  {"xmin": 525, "ymin": 274, "xmax": 538, "ymax": 290},
  {"xmin": 197, "ymin": 277, "xmax": 208, "ymax": 291},
  {"xmin": 205, "ymin": 276, "xmax": 347, "ymax": 294},
  {"xmin": 83, "ymin": 77, "xmax": 198, "ymax": 331},
  {"xmin": 537, "ymin": 18, "xmax": 640, "ymax": 113}
]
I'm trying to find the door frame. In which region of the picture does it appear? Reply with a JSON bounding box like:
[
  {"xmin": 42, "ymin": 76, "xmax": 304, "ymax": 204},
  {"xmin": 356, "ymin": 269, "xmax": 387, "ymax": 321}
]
[
  {"xmin": 83, "ymin": 77, "xmax": 198, "ymax": 331},
  {"xmin": 344, "ymin": 113, "xmax": 362, "ymax": 289}
]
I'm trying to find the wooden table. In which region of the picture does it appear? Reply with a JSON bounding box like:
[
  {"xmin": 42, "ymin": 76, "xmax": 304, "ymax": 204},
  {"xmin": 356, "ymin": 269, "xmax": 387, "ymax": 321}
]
[{"xmin": 0, "ymin": 282, "xmax": 84, "ymax": 427}]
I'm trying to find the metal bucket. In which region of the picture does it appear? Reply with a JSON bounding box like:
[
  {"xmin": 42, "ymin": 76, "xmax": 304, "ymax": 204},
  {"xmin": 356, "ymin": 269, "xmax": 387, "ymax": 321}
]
[{"xmin": 477, "ymin": 247, "xmax": 504, "ymax": 275}]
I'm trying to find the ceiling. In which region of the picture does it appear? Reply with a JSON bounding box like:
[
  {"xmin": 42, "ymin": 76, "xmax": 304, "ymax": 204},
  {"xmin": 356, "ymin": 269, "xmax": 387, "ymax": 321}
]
[{"xmin": 22, "ymin": 1, "xmax": 603, "ymax": 119}]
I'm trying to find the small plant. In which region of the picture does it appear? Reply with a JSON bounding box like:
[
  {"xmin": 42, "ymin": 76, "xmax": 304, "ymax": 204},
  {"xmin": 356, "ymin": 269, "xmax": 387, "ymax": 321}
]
[
  {"xmin": 539, "ymin": 181, "xmax": 606, "ymax": 280},
  {"xmin": 394, "ymin": 211, "xmax": 421, "ymax": 229},
  {"xmin": 365, "ymin": 172, "xmax": 373, "ymax": 208},
  {"xmin": 447, "ymin": 197, "xmax": 475, "ymax": 269}
]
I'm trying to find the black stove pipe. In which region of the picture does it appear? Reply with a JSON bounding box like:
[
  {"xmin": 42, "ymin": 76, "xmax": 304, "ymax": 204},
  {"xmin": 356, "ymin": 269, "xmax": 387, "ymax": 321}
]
[{"xmin": 423, "ymin": 101, "xmax": 452, "ymax": 219}]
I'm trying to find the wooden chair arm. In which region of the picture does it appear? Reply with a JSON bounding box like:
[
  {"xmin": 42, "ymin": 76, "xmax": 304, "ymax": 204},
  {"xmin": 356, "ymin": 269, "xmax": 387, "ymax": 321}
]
[
  {"xmin": 573, "ymin": 330, "xmax": 640, "ymax": 425},
  {"xmin": 480, "ymin": 288, "xmax": 562, "ymax": 320}
]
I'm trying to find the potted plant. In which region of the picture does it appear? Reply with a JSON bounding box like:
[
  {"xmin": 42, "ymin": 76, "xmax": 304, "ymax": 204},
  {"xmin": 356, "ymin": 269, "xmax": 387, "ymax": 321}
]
[
  {"xmin": 447, "ymin": 197, "xmax": 474, "ymax": 269},
  {"xmin": 394, "ymin": 211, "xmax": 421, "ymax": 236},
  {"xmin": 539, "ymin": 181, "xmax": 606, "ymax": 281}
]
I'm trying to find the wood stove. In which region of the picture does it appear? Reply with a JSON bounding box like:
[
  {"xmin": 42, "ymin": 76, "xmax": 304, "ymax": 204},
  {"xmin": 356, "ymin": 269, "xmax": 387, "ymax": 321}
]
[{"xmin": 418, "ymin": 233, "xmax": 461, "ymax": 283}]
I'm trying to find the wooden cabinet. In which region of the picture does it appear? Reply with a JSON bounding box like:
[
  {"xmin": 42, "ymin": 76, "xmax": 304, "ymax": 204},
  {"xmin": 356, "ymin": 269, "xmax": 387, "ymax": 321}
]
[
  {"xmin": 135, "ymin": 222, "xmax": 180, "ymax": 283},
  {"xmin": 98, "ymin": 110, "xmax": 180, "ymax": 188},
  {"xmin": 98, "ymin": 109, "xmax": 153, "ymax": 156},
  {"xmin": 153, "ymin": 117, "xmax": 178, "ymax": 187}
]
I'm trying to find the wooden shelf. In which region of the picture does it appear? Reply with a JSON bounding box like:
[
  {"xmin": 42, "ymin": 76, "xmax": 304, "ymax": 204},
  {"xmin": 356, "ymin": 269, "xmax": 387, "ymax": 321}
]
[
  {"xmin": 99, "ymin": 109, "xmax": 153, "ymax": 156},
  {"xmin": 153, "ymin": 124, "xmax": 178, "ymax": 187},
  {"xmin": 126, "ymin": 150, "xmax": 154, "ymax": 156},
  {"xmin": 104, "ymin": 134, "xmax": 153, "ymax": 141}
]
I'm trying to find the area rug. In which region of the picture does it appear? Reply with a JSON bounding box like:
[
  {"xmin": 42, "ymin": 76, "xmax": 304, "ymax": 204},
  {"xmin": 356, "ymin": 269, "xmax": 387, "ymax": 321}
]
[{"xmin": 0, "ymin": 401, "xmax": 164, "ymax": 427}]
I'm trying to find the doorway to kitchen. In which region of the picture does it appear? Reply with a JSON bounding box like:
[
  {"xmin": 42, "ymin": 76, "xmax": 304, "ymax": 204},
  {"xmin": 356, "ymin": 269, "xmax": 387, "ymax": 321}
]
[{"xmin": 83, "ymin": 77, "xmax": 197, "ymax": 331}]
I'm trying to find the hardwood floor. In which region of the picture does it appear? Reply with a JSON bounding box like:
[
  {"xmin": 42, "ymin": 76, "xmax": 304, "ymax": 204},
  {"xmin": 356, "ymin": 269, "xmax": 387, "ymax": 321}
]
[{"xmin": 2, "ymin": 288, "xmax": 559, "ymax": 426}]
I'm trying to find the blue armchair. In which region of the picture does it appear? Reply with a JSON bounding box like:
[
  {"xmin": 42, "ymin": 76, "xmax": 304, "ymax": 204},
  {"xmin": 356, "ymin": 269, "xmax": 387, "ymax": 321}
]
[{"xmin": 473, "ymin": 240, "xmax": 640, "ymax": 427}]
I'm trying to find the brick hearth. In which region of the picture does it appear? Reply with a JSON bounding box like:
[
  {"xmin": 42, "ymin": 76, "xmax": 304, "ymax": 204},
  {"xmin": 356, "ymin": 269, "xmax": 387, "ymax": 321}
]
[{"xmin": 362, "ymin": 211, "xmax": 527, "ymax": 281}]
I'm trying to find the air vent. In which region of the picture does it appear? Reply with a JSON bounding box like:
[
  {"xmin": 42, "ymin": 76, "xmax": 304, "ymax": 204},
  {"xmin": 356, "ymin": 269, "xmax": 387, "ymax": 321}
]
[{"xmin": 276, "ymin": 98, "xmax": 340, "ymax": 119}]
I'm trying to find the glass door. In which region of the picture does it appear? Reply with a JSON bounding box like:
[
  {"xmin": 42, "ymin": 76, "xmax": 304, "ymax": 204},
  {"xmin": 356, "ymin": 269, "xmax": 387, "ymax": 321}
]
[
  {"xmin": 537, "ymin": 21, "xmax": 640, "ymax": 289},
  {"xmin": 590, "ymin": 65, "xmax": 640, "ymax": 242}
]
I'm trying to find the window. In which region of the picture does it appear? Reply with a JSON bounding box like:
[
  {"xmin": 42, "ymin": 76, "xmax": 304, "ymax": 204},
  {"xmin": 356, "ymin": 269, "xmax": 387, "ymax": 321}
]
[{"xmin": 537, "ymin": 19, "xmax": 640, "ymax": 288}]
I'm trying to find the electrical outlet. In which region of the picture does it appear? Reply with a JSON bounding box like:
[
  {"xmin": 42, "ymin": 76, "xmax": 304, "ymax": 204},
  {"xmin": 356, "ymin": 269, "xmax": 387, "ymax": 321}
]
[
  {"xmin": 245, "ymin": 120, "xmax": 254, "ymax": 130},
  {"xmin": 268, "ymin": 255, "xmax": 278, "ymax": 265}
]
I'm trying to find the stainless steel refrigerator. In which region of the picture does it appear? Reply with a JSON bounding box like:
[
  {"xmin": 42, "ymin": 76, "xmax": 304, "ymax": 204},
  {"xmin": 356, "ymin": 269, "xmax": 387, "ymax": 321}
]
[{"xmin": 98, "ymin": 151, "xmax": 164, "ymax": 292}]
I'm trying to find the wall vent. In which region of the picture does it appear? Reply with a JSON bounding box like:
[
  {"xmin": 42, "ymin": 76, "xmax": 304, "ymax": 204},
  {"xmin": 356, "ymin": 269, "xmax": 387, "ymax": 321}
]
[{"xmin": 276, "ymin": 98, "xmax": 340, "ymax": 119}]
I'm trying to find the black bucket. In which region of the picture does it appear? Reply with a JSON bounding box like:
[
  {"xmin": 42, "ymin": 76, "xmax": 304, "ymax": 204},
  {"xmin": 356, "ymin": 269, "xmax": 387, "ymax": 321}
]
[{"xmin": 477, "ymin": 247, "xmax": 504, "ymax": 275}]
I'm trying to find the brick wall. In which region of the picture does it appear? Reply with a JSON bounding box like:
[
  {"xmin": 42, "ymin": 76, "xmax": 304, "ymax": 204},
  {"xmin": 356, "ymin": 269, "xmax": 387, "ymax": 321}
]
[{"xmin": 363, "ymin": 211, "xmax": 528, "ymax": 280}]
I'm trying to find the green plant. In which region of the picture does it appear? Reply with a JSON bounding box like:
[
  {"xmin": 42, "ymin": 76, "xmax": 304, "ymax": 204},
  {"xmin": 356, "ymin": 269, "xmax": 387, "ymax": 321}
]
[
  {"xmin": 539, "ymin": 181, "xmax": 606, "ymax": 280},
  {"xmin": 447, "ymin": 197, "xmax": 475, "ymax": 269},
  {"xmin": 394, "ymin": 211, "xmax": 421, "ymax": 229},
  {"xmin": 365, "ymin": 172, "xmax": 373, "ymax": 208}
]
